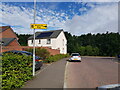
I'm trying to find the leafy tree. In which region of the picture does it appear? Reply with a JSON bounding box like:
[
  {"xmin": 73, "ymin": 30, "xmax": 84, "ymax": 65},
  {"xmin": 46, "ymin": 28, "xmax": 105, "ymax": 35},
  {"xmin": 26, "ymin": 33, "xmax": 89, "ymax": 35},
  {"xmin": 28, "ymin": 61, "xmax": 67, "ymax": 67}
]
[
  {"xmin": 25, "ymin": 48, "xmax": 50, "ymax": 59},
  {"xmin": 16, "ymin": 33, "xmax": 32, "ymax": 46}
]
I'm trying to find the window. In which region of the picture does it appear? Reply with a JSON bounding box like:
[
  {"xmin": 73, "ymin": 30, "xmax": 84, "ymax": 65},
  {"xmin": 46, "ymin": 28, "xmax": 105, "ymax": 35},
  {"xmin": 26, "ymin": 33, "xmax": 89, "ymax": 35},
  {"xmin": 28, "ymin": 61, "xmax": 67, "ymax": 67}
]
[
  {"xmin": 31, "ymin": 40, "xmax": 33, "ymax": 44},
  {"xmin": 63, "ymin": 39, "xmax": 64, "ymax": 46},
  {"xmin": 62, "ymin": 48, "xmax": 64, "ymax": 52},
  {"xmin": 38, "ymin": 39, "xmax": 41, "ymax": 44},
  {"xmin": 47, "ymin": 39, "xmax": 51, "ymax": 44}
]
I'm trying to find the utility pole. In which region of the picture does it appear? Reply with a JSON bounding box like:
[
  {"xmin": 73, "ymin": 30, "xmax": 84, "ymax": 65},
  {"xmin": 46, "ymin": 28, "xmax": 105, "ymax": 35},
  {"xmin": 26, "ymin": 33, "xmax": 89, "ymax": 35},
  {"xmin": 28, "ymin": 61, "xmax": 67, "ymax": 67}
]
[
  {"xmin": 31, "ymin": 0, "xmax": 47, "ymax": 76},
  {"xmin": 33, "ymin": 0, "xmax": 36, "ymax": 76}
]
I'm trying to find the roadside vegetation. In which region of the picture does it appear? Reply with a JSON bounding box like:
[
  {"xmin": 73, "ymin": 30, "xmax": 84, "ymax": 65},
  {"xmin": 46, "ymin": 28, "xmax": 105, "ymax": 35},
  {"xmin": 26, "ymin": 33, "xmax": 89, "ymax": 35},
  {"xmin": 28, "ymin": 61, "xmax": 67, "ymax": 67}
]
[
  {"xmin": 2, "ymin": 53, "xmax": 33, "ymax": 89},
  {"xmin": 2, "ymin": 49, "xmax": 69, "ymax": 89},
  {"xmin": 25, "ymin": 48, "xmax": 69, "ymax": 63},
  {"xmin": 45, "ymin": 54, "xmax": 69, "ymax": 63},
  {"xmin": 25, "ymin": 48, "xmax": 50, "ymax": 59}
]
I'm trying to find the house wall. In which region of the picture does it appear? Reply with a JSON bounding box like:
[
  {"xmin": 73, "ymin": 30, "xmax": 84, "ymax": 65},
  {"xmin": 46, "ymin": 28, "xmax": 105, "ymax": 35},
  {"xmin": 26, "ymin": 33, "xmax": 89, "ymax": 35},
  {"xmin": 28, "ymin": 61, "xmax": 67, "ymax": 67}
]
[
  {"xmin": 8, "ymin": 39, "xmax": 20, "ymax": 46},
  {"xmin": 1, "ymin": 28, "xmax": 18, "ymax": 39},
  {"xmin": 28, "ymin": 31, "xmax": 67, "ymax": 54},
  {"xmin": 55, "ymin": 31, "xmax": 67, "ymax": 54},
  {"xmin": 28, "ymin": 38, "xmax": 56, "ymax": 49},
  {"xmin": 2, "ymin": 39, "xmax": 21, "ymax": 52}
]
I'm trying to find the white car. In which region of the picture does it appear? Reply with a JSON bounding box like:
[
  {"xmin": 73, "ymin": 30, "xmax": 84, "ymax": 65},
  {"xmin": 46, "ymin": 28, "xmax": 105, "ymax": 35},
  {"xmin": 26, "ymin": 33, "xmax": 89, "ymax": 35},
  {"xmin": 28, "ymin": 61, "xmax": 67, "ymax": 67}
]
[
  {"xmin": 69, "ymin": 53, "xmax": 81, "ymax": 62},
  {"xmin": 97, "ymin": 84, "xmax": 120, "ymax": 90}
]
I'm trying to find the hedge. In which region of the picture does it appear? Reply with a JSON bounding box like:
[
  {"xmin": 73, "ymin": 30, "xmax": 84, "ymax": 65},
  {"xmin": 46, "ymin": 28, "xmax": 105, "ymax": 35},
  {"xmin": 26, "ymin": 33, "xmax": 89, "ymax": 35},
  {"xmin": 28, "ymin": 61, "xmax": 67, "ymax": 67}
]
[
  {"xmin": 45, "ymin": 54, "xmax": 70, "ymax": 63},
  {"xmin": 2, "ymin": 53, "xmax": 33, "ymax": 89}
]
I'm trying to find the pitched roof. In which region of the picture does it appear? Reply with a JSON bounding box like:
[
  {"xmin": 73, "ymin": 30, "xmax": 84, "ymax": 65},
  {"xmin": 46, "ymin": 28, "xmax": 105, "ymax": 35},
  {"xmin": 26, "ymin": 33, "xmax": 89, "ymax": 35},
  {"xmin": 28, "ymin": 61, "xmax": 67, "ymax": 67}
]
[
  {"xmin": 28, "ymin": 29, "xmax": 63, "ymax": 40},
  {"xmin": 1, "ymin": 38, "xmax": 16, "ymax": 46},
  {"xmin": 0, "ymin": 26, "xmax": 11, "ymax": 33}
]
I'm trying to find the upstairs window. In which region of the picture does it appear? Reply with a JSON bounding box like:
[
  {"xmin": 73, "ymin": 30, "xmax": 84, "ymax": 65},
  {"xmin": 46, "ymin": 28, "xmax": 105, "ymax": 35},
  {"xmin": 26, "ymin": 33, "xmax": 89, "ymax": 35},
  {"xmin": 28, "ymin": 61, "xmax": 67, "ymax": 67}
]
[
  {"xmin": 63, "ymin": 39, "xmax": 64, "ymax": 46},
  {"xmin": 47, "ymin": 39, "xmax": 51, "ymax": 44}
]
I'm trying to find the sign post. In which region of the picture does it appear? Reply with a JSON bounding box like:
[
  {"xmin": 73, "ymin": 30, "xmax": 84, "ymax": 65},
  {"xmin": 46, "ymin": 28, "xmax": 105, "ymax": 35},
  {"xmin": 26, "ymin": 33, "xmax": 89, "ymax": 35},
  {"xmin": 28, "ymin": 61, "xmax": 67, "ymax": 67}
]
[
  {"xmin": 32, "ymin": 0, "xmax": 47, "ymax": 76},
  {"xmin": 33, "ymin": 0, "xmax": 36, "ymax": 76},
  {"xmin": 31, "ymin": 24, "xmax": 47, "ymax": 29}
]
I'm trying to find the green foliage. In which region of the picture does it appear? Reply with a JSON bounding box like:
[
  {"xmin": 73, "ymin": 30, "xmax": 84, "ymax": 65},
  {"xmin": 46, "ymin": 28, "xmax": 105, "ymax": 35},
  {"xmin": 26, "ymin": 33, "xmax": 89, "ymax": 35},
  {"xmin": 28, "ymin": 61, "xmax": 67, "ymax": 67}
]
[
  {"xmin": 45, "ymin": 54, "xmax": 70, "ymax": 63},
  {"xmin": 25, "ymin": 48, "xmax": 50, "ymax": 59},
  {"xmin": 2, "ymin": 53, "xmax": 33, "ymax": 89},
  {"xmin": 65, "ymin": 32, "xmax": 120, "ymax": 56},
  {"xmin": 16, "ymin": 34, "xmax": 32, "ymax": 46}
]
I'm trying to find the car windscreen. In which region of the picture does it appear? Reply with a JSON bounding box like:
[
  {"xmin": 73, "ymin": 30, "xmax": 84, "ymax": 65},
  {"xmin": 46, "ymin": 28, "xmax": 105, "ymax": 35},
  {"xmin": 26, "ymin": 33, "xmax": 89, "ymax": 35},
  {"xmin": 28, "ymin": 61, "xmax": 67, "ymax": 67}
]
[
  {"xmin": 71, "ymin": 54, "xmax": 80, "ymax": 56},
  {"xmin": 35, "ymin": 56, "xmax": 40, "ymax": 60},
  {"xmin": 21, "ymin": 52, "xmax": 33, "ymax": 56}
]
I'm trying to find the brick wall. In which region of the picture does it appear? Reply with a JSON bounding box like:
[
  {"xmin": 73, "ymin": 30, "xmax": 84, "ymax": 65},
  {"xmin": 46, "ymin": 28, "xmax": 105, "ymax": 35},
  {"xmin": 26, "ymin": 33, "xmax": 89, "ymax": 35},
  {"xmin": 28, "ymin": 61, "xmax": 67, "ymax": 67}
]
[
  {"xmin": 42, "ymin": 47, "xmax": 60, "ymax": 55},
  {"xmin": 2, "ymin": 46, "xmax": 60, "ymax": 55},
  {"xmin": 1, "ymin": 39, "xmax": 21, "ymax": 53},
  {"xmin": 22, "ymin": 46, "xmax": 60, "ymax": 55},
  {"xmin": 2, "ymin": 46, "xmax": 22, "ymax": 52},
  {"xmin": 1, "ymin": 27, "xmax": 18, "ymax": 39},
  {"xmin": 8, "ymin": 39, "xmax": 20, "ymax": 46}
]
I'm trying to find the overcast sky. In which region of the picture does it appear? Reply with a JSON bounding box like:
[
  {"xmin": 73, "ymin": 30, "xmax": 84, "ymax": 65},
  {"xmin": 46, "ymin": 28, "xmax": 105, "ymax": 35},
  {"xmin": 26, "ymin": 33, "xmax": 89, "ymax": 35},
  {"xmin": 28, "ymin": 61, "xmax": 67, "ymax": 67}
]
[{"xmin": 0, "ymin": 1, "xmax": 118, "ymax": 35}]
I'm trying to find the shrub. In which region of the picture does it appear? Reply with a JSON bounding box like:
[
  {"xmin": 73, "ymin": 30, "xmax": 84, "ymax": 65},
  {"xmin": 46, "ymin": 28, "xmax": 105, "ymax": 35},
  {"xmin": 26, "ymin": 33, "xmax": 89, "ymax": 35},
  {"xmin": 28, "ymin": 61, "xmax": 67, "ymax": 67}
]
[
  {"xmin": 25, "ymin": 48, "xmax": 50, "ymax": 59},
  {"xmin": 45, "ymin": 54, "xmax": 69, "ymax": 63},
  {"xmin": 2, "ymin": 53, "xmax": 33, "ymax": 89}
]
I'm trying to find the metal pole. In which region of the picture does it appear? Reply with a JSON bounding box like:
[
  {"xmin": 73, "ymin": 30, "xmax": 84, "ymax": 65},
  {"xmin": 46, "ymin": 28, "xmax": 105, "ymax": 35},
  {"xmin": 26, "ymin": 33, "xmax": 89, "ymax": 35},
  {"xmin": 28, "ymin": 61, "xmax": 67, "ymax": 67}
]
[{"xmin": 33, "ymin": 0, "xmax": 36, "ymax": 76}]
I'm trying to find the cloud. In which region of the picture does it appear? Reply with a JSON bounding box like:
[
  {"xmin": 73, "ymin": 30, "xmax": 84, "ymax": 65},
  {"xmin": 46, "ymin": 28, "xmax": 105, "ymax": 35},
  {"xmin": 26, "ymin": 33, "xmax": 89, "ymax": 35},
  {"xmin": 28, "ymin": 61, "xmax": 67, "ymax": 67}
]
[
  {"xmin": 0, "ymin": 2, "xmax": 118, "ymax": 36},
  {"xmin": 64, "ymin": 3, "xmax": 118, "ymax": 35},
  {"xmin": 0, "ymin": 3, "xmax": 68, "ymax": 34}
]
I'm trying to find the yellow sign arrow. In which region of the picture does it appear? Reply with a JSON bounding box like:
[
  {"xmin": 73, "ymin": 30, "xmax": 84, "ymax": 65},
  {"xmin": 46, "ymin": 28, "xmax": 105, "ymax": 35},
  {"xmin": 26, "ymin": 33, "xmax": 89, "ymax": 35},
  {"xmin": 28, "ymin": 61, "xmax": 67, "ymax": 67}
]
[{"xmin": 31, "ymin": 24, "xmax": 47, "ymax": 29}]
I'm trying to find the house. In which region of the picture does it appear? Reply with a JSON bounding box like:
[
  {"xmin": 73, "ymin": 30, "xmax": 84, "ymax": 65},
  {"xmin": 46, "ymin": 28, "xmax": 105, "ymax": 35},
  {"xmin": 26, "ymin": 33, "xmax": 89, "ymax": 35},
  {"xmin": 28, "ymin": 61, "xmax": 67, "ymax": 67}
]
[
  {"xmin": 0, "ymin": 26, "xmax": 20, "ymax": 47},
  {"xmin": 28, "ymin": 30, "xmax": 67, "ymax": 54},
  {"xmin": 0, "ymin": 26, "xmax": 61, "ymax": 55},
  {"xmin": 0, "ymin": 26, "xmax": 21, "ymax": 52}
]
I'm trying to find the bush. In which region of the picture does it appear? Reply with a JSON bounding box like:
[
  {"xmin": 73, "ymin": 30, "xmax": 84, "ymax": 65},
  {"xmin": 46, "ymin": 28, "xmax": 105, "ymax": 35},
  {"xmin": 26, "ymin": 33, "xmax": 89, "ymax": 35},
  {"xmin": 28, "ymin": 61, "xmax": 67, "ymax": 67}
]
[
  {"xmin": 78, "ymin": 45, "xmax": 99, "ymax": 56},
  {"xmin": 45, "ymin": 54, "xmax": 69, "ymax": 63},
  {"xmin": 2, "ymin": 53, "xmax": 33, "ymax": 89},
  {"xmin": 25, "ymin": 48, "xmax": 50, "ymax": 59}
]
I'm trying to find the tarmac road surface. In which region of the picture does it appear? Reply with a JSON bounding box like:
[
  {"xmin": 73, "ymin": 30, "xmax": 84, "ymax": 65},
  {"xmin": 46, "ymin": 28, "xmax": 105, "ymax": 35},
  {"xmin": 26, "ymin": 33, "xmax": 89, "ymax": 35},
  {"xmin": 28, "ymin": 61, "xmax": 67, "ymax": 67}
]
[
  {"xmin": 23, "ymin": 58, "xmax": 68, "ymax": 88},
  {"xmin": 65, "ymin": 56, "xmax": 119, "ymax": 88},
  {"xmin": 23, "ymin": 56, "xmax": 118, "ymax": 89}
]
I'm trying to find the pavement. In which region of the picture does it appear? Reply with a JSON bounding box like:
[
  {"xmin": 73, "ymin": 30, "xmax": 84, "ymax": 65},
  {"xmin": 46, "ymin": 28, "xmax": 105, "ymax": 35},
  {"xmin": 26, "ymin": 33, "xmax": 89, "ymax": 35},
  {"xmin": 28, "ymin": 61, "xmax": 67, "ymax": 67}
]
[
  {"xmin": 22, "ymin": 58, "xmax": 68, "ymax": 88},
  {"xmin": 64, "ymin": 56, "xmax": 118, "ymax": 88}
]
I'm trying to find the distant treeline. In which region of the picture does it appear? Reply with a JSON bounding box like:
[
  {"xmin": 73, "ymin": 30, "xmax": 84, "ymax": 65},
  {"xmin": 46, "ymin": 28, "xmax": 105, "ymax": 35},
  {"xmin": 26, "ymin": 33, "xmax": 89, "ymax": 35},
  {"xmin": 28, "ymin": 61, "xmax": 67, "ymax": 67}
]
[
  {"xmin": 65, "ymin": 32, "xmax": 120, "ymax": 56},
  {"xmin": 16, "ymin": 34, "xmax": 32, "ymax": 46},
  {"xmin": 16, "ymin": 32, "xmax": 120, "ymax": 56}
]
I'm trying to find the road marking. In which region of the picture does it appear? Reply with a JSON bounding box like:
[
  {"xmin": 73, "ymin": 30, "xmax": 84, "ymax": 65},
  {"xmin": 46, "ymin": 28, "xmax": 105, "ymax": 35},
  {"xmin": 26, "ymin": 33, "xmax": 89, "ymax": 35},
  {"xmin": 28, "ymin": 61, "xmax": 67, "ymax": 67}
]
[
  {"xmin": 64, "ymin": 61, "xmax": 69, "ymax": 88},
  {"xmin": 35, "ymin": 63, "xmax": 52, "ymax": 76}
]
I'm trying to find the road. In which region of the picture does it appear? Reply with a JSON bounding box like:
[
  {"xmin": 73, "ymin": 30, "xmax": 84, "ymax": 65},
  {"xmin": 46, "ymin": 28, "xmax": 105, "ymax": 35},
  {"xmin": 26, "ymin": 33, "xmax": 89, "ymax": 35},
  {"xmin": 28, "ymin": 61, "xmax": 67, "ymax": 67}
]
[
  {"xmin": 65, "ymin": 56, "xmax": 118, "ymax": 88},
  {"xmin": 23, "ymin": 58, "xmax": 68, "ymax": 88},
  {"xmin": 23, "ymin": 56, "xmax": 118, "ymax": 89}
]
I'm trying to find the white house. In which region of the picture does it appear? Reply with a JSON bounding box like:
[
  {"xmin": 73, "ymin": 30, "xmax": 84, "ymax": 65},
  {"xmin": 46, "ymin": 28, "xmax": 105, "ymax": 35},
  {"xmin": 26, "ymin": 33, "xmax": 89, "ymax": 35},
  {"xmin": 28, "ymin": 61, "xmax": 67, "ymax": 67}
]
[{"xmin": 28, "ymin": 30, "xmax": 67, "ymax": 54}]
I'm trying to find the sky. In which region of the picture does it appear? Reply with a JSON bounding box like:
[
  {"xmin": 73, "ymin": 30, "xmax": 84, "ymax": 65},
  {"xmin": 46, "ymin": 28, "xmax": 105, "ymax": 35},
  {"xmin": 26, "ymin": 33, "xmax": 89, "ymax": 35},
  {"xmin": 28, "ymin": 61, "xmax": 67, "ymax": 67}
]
[{"xmin": 0, "ymin": 1, "xmax": 119, "ymax": 35}]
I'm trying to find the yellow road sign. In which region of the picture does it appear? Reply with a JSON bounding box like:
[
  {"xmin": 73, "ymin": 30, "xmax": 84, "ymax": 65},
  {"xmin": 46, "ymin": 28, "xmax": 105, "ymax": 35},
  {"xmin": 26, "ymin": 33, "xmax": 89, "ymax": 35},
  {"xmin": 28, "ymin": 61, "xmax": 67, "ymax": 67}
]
[{"xmin": 31, "ymin": 24, "xmax": 47, "ymax": 29}]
